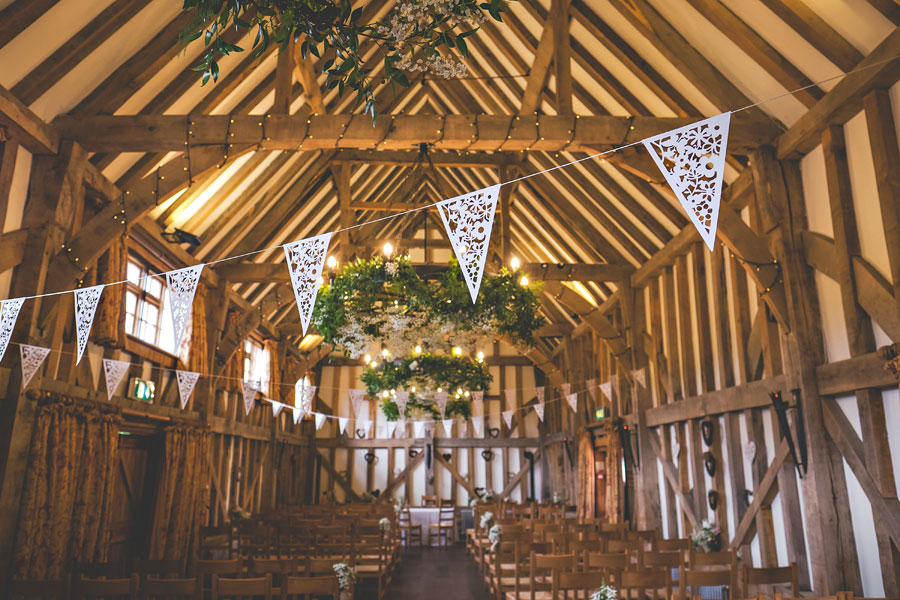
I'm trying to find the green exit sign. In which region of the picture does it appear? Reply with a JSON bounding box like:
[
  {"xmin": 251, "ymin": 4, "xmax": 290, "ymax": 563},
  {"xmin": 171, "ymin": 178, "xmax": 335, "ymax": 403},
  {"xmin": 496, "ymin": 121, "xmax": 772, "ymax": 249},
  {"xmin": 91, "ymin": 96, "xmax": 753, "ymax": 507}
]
[{"xmin": 129, "ymin": 377, "xmax": 155, "ymax": 403}]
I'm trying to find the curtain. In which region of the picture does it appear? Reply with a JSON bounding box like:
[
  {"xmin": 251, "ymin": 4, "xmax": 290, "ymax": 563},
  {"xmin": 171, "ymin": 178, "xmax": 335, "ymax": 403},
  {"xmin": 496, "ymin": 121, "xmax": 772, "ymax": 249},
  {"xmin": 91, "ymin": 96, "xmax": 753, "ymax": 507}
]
[
  {"xmin": 606, "ymin": 426, "xmax": 623, "ymax": 523},
  {"xmin": 576, "ymin": 432, "xmax": 596, "ymax": 519},
  {"xmin": 11, "ymin": 394, "xmax": 121, "ymax": 579},
  {"xmin": 148, "ymin": 422, "xmax": 211, "ymax": 561},
  {"xmin": 219, "ymin": 310, "xmax": 243, "ymax": 394}
]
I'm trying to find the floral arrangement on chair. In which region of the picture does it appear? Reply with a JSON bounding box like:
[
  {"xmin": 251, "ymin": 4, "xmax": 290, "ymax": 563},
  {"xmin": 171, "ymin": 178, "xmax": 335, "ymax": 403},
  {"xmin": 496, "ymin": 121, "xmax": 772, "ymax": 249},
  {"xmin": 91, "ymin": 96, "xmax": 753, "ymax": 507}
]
[
  {"xmin": 488, "ymin": 524, "xmax": 501, "ymax": 551},
  {"xmin": 590, "ymin": 581, "xmax": 617, "ymax": 600},
  {"xmin": 552, "ymin": 493, "xmax": 567, "ymax": 506},
  {"xmin": 479, "ymin": 511, "xmax": 494, "ymax": 530},
  {"xmin": 395, "ymin": 497, "xmax": 406, "ymax": 512},
  {"xmin": 380, "ymin": 517, "xmax": 391, "ymax": 535},
  {"xmin": 691, "ymin": 519, "xmax": 722, "ymax": 552},
  {"xmin": 229, "ymin": 505, "xmax": 251, "ymax": 520},
  {"xmin": 333, "ymin": 561, "xmax": 358, "ymax": 591}
]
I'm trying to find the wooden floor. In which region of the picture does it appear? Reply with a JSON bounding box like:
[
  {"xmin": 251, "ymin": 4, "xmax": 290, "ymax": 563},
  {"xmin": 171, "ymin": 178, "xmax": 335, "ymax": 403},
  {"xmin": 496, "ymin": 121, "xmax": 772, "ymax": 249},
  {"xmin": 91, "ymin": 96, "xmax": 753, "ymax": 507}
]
[{"xmin": 383, "ymin": 544, "xmax": 491, "ymax": 600}]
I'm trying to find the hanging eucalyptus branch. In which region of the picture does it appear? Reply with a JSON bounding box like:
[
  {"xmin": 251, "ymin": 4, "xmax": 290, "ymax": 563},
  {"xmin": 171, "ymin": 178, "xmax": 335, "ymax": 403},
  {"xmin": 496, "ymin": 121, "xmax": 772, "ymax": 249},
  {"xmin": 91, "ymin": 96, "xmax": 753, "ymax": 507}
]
[{"xmin": 180, "ymin": 0, "xmax": 508, "ymax": 120}]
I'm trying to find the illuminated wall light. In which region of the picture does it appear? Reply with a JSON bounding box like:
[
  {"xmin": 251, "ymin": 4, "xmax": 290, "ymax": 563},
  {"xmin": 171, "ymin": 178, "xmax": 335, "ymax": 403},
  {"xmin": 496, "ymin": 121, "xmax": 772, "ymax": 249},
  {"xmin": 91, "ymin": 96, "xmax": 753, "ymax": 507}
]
[{"xmin": 510, "ymin": 256, "xmax": 520, "ymax": 270}]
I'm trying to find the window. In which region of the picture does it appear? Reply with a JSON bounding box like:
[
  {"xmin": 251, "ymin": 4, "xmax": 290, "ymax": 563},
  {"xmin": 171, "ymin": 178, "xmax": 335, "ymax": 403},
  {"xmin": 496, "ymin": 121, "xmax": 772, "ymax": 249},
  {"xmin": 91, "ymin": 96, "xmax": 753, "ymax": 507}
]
[
  {"xmin": 243, "ymin": 339, "xmax": 270, "ymax": 395},
  {"xmin": 124, "ymin": 255, "xmax": 189, "ymax": 358}
]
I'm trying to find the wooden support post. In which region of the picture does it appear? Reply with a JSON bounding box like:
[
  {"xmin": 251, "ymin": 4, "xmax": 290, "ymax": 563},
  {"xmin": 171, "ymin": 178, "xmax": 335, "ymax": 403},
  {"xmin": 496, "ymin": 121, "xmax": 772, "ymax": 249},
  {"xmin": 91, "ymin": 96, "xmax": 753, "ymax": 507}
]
[
  {"xmin": 425, "ymin": 426, "xmax": 435, "ymax": 498},
  {"xmin": 553, "ymin": 0, "xmax": 573, "ymax": 114},
  {"xmin": 273, "ymin": 36, "xmax": 294, "ymax": 115},
  {"xmin": 336, "ymin": 163, "xmax": 353, "ymax": 260}
]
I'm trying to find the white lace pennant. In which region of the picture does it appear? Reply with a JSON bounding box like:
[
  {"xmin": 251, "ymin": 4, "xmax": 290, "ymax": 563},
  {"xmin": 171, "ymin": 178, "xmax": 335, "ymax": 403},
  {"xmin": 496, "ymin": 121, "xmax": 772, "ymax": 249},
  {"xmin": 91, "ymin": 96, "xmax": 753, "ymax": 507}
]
[
  {"xmin": 315, "ymin": 412, "xmax": 327, "ymax": 430},
  {"xmin": 632, "ymin": 368, "xmax": 647, "ymax": 388},
  {"xmin": 561, "ymin": 383, "xmax": 571, "ymax": 396},
  {"xmin": 395, "ymin": 390, "xmax": 409, "ymax": 416},
  {"xmin": 434, "ymin": 391, "xmax": 448, "ymax": 417},
  {"xmin": 566, "ymin": 393, "xmax": 578, "ymax": 413},
  {"xmin": 300, "ymin": 384, "xmax": 317, "ymax": 415},
  {"xmin": 283, "ymin": 232, "xmax": 333, "ymax": 335},
  {"xmin": 175, "ymin": 369, "xmax": 201, "ymax": 410},
  {"xmin": 242, "ymin": 380, "xmax": 260, "ymax": 415},
  {"xmin": 442, "ymin": 418, "xmax": 454, "ymax": 437},
  {"xmin": 502, "ymin": 409, "xmax": 515, "ymax": 429},
  {"xmin": 19, "ymin": 344, "xmax": 50, "ymax": 389},
  {"xmin": 471, "ymin": 390, "xmax": 484, "ymax": 414},
  {"xmin": 643, "ymin": 113, "xmax": 731, "ymax": 251},
  {"xmin": 436, "ymin": 184, "xmax": 500, "ymax": 303},
  {"xmin": 349, "ymin": 389, "xmax": 367, "ymax": 417},
  {"xmin": 271, "ymin": 400, "xmax": 285, "ymax": 418},
  {"xmin": 292, "ymin": 403, "xmax": 305, "ymax": 424},
  {"xmin": 413, "ymin": 421, "xmax": 426, "ymax": 438},
  {"xmin": 102, "ymin": 358, "xmax": 130, "ymax": 401},
  {"xmin": 166, "ymin": 265, "xmax": 204, "ymax": 352},
  {"xmin": 338, "ymin": 417, "xmax": 349, "ymax": 435},
  {"xmin": 387, "ymin": 421, "xmax": 398, "ymax": 438},
  {"xmin": 459, "ymin": 419, "xmax": 468, "ymax": 437},
  {"xmin": 0, "ymin": 298, "xmax": 24, "ymax": 363},
  {"xmin": 534, "ymin": 402, "xmax": 545, "ymax": 422},
  {"xmin": 586, "ymin": 378, "xmax": 597, "ymax": 401},
  {"xmin": 74, "ymin": 285, "xmax": 104, "ymax": 365},
  {"xmin": 600, "ymin": 382, "xmax": 612, "ymax": 402},
  {"xmin": 472, "ymin": 416, "xmax": 484, "ymax": 437}
]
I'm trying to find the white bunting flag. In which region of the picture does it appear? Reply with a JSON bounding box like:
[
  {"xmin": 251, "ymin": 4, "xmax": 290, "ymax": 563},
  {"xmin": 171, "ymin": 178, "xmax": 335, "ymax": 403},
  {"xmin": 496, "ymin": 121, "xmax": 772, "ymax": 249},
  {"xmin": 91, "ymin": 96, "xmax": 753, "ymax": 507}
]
[
  {"xmin": 413, "ymin": 421, "xmax": 426, "ymax": 438},
  {"xmin": 387, "ymin": 421, "xmax": 398, "ymax": 438},
  {"xmin": 74, "ymin": 285, "xmax": 104, "ymax": 365},
  {"xmin": 587, "ymin": 378, "xmax": 597, "ymax": 401},
  {"xmin": 643, "ymin": 113, "xmax": 731, "ymax": 251},
  {"xmin": 471, "ymin": 390, "xmax": 484, "ymax": 414},
  {"xmin": 459, "ymin": 419, "xmax": 468, "ymax": 437},
  {"xmin": 271, "ymin": 400, "xmax": 285, "ymax": 418},
  {"xmin": 442, "ymin": 418, "xmax": 454, "ymax": 437},
  {"xmin": 434, "ymin": 391, "xmax": 448, "ymax": 417},
  {"xmin": 472, "ymin": 416, "xmax": 484, "ymax": 437},
  {"xmin": 315, "ymin": 412, "xmax": 327, "ymax": 430},
  {"xmin": 534, "ymin": 402, "xmax": 545, "ymax": 422},
  {"xmin": 299, "ymin": 384, "xmax": 317, "ymax": 414},
  {"xmin": 502, "ymin": 409, "xmax": 515, "ymax": 429},
  {"xmin": 395, "ymin": 390, "xmax": 409, "ymax": 416},
  {"xmin": 338, "ymin": 417, "xmax": 349, "ymax": 435},
  {"xmin": 283, "ymin": 232, "xmax": 333, "ymax": 335},
  {"xmin": 0, "ymin": 298, "xmax": 24, "ymax": 363},
  {"xmin": 175, "ymin": 370, "xmax": 201, "ymax": 410},
  {"xmin": 242, "ymin": 380, "xmax": 260, "ymax": 416},
  {"xmin": 561, "ymin": 383, "xmax": 571, "ymax": 396},
  {"xmin": 632, "ymin": 368, "xmax": 647, "ymax": 388},
  {"xmin": 358, "ymin": 419, "xmax": 372, "ymax": 437},
  {"xmin": 102, "ymin": 358, "xmax": 130, "ymax": 401},
  {"xmin": 600, "ymin": 381, "xmax": 612, "ymax": 402},
  {"xmin": 166, "ymin": 265, "xmax": 203, "ymax": 352},
  {"xmin": 566, "ymin": 393, "xmax": 578, "ymax": 413},
  {"xmin": 349, "ymin": 389, "xmax": 367, "ymax": 417},
  {"xmin": 19, "ymin": 344, "xmax": 50, "ymax": 389},
  {"xmin": 436, "ymin": 184, "xmax": 501, "ymax": 302}
]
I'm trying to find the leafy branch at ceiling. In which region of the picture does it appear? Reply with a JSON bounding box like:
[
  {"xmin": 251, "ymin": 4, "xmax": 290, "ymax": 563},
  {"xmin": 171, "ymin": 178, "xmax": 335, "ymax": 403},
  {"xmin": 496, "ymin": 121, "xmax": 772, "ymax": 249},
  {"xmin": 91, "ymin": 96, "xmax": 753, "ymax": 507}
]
[{"xmin": 180, "ymin": 0, "xmax": 509, "ymax": 120}]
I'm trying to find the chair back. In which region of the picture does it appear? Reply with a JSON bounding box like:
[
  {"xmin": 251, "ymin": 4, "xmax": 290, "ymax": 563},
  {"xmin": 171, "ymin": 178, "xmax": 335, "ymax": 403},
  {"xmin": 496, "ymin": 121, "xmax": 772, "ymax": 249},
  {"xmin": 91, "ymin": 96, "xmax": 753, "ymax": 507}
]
[
  {"xmin": 8, "ymin": 579, "xmax": 68, "ymax": 600},
  {"xmin": 72, "ymin": 575, "xmax": 138, "ymax": 600},
  {"xmin": 690, "ymin": 549, "xmax": 737, "ymax": 568},
  {"xmin": 200, "ymin": 525, "xmax": 234, "ymax": 557},
  {"xmin": 132, "ymin": 558, "xmax": 184, "ymax": 579},
  {"xmin": 421, "ymin": 494, "xmax": 438, "ymax": 507},
  {"xmin": 142, "ymin": 577, "xmax": 201, "ymax": 600},
  {"xmin": 620, "ymin": 569, "xmax": 672, "ymax": 600},
  {"xmin": 558, "ymin": 571, "xmax": 610, "ymax": 600},
  {"xmin": 742, "ymin": 563, "xmax": 799, "ymax": 598},
  {"xmin": 438, "ymin": 505, "xmax": 455, "ymax": 526},
  {"xmin": 73, "ymin": 562, "xmax": 121, "ymax": 579},
  {"xmin": 211, "ymin": 574, "xmax": 272, "ymax": 600},
  {"xmin": 282, "ymin": 575, "xmax": 340, "ymax": 599},
  {"xmin": 196, "ymin": 558, "xmax": 244, "ymax": 593}
]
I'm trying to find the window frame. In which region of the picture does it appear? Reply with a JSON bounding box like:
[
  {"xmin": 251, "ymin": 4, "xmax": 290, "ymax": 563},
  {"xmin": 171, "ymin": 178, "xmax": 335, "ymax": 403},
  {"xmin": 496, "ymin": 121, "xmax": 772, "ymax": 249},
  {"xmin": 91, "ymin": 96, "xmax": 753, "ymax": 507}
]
[{"xmin": 122, "ymin": 250, "xmax": 180, "ymax": 365}]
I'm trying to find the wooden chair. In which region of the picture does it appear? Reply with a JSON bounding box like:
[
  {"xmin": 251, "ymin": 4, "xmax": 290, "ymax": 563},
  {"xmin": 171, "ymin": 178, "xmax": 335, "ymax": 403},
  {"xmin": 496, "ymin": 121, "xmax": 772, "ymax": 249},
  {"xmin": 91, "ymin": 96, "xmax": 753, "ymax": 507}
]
[
  {"xmin": 71, "ymin": 575, "xmax": 139, "ymax": 600},
  {"xmin": 200, "ymin": 525, "xmax": 234, "ymax": 559},
  {"xmin": 619, "ymin": 569, "xmax": 672, "ymax": 600},
  {"xmin": 428, "ymin": 505, "xmax": 456, "ymax": 546},
  {"xmin": 521, "ymin": 553, "xmax": 577, "ymax": 600},
  {"xmin": 195, "ymin": 558, "xmax": 243, "ymax": 596},
  {"xmin": 248, "ymin": 558, "xmax": 296, "ymax": 594},
  {"xmin": 741, "ymin": 564, "xmax": 799, "ymax": 599},
  {"xmin": 422, "ymin": 494, "xmax": 438, "ymax": 507},
  {"xmin": 398, "ymin": 507, "xmax": 423, "ymax": 547},
  {"xmin": 132, "ymin": 558, "xmax": 184, "ymax": 581},
  {"xmin": 237, "ymin": 525, "xmax": 271, "ymax": 559},
  {"xmin": 211, "ymin": 574, "xmax": 272, "ymax": 600},
  {"xmin": 639, "ymin": 550, "xmax": 684, "ymax": 584},
  {"xmin": 680, "ymin": 568, "xmax": 735, "ymax": 600},
  {"xmin": 8, "ymin": 579, "xmax": 68, "ymax": 600},
  {"xmin": 558, "ymin": 570, "xmax": 610, "ymax": 600},
  {"xmin": 689, "ymin": 550, "xmax": 737, "ymax": 569},
  {"xmin": 281, "ymin": 575, "xmax": 341, "ymax": 600},
  {"xmin": 142, "ymin": 577, "xmax": 202, "ymax": 600},
  {"xmin": 73, "ymin": 562, "xmax": 121, "ymax": 580},
  {"xmin": 584, "ymin": 552, "xmax": 629, "ymax": 586}
]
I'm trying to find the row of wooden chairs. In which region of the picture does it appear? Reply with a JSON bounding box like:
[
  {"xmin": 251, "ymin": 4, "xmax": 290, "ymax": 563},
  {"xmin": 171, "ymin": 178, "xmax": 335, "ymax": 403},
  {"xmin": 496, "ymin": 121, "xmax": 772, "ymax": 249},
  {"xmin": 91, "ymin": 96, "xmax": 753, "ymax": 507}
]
[{"xmin": 10, "ymin": 573, "xmax": 340, "ymax": 600}]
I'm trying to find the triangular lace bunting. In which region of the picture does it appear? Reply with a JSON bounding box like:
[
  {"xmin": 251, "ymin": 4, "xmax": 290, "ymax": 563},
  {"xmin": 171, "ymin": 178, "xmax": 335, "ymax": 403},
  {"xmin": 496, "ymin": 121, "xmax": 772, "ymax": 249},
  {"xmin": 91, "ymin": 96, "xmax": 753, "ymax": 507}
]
[
  {"xmin": 442, "ymin": 419, "xmax": 454, "ymax": 437},
  {"xmin": 434, "ymin": 391, "xmax": 448, "ymax": 418},
  {"xmin": 471, "ymin": 390, "xmax": 484, "ymax": 414},
  {"xmin": 315, "ymin": 412, "xmax": 327, "ymax": 430},
  {"xmin": 534, "ymin": 402, "xmax": 545, "ymax": 422},
  {"xmin": 395, "ymin": 391, "xmax": 409, "ymax": 417},
  {"xmin": 413, "ymin": 421, "xmax": 426, "ymax": 438},
  {"xmin": 0, "ymin": 298, "xmax": 24, "ymax": 363},
  {"xmin": 349, "ymin": 389, "xmax": 367, "ymax": 417},
  {"xmin": 472, "ymin": 416, "xmax": 484, "ymax": 437},
  {"xmin": 74, "ymin": 285, "xmax": 104, "ymax": 365},
  {"xmin": 103, "ymin": 358, "xmax": 130, "ymax": 401},
  {"xmin": 283, "ymin": 233, "xmax": 332, "ymax": 336},
  {"xmin": 242, "ymin": 380, "xmax": 260, "ymax": 415},
  {"xmin": 643, "ymin": 113, "xmax": 731, "ymax": 251},
  {"xmin": 167, "ymin": 265, "xmax": 204, "ymax": 352},
  {"xmin": 436, "ymin": 184, "xmax": 500, "ymax": 303},
  {"xmin": 20, "ymin": 344, "xmax": 50, "ymax": 388},
  {"xmin": 502, "ymin": 409, "xmax": 514, "ymax": 429},
  {"xmin": 566, "ymin": 393, "xmax": 578, "ymax": 413},
  {"xmin": 175, "ymin": 370, "xmax": 201, "ymax": 409}
]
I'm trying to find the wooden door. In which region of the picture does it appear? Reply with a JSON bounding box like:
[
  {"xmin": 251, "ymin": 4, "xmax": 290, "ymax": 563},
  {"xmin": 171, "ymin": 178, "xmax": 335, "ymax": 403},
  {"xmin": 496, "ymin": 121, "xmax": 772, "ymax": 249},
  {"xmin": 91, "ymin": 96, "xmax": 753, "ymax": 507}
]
[{"xmin": 109, "ymin": 433, "xmax": 161, "ymax": 563}]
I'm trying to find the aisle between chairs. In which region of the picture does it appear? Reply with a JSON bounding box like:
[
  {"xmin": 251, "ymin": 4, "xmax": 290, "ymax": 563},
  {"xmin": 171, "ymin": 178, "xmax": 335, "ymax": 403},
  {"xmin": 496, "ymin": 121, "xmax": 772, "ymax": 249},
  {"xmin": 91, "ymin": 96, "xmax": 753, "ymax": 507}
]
[{"xmin": 383, "ymin": 544, "xmax": 490, "ymax": 600}]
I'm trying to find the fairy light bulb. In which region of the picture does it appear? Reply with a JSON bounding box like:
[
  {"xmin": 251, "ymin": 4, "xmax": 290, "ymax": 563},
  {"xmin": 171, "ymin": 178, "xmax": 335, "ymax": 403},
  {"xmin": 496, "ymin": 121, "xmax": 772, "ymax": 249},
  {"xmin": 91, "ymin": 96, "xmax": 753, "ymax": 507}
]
[
  {"xmin": 437, "ymin": 387, "xmax": 443, "ymax": 393},
  {"xmin": 520, "ymin": 275, "xmax": 529, "ymax": 286},
  {"xmin": 415, "ymin": 345, "xmax": 422, "ymax": 354},
  {"xmin": 453, "ymin": 346, "xmax": 462, "ymax": 356},
  {"xmin": 382, "ymin": 348, "xmax": 390, "ymax": 358},
  {"xmin": 476, "ymin": 351, "xmax": 485, "ymax": 362},
  {"xmin": 510, "ymin": 256, "xmax": 520, "ymax": 270},
  {"xmin": 457, "ymin": 388, "xmax": 463, "ymax": 395},
  {"xmin": 464, "ymin": 391, "xmax": 470, "ymax": 397},
  {"xmin": 327, "ymin": 255, "xmax": 337, "ymax": 269},
  {"xmin": 364, "ymin": 354, "xmax": 372, "ymax": 364},
  {"xmin": 411, "ymin": 386, "xmax": 416, "ymax": 393},
  {"xmin": 383, "ymin": 391, "xmax": 390, "ymax": 398},
  {"xmin": 383, "ymin": 242, "xmax": 394, "ymax": 257}
]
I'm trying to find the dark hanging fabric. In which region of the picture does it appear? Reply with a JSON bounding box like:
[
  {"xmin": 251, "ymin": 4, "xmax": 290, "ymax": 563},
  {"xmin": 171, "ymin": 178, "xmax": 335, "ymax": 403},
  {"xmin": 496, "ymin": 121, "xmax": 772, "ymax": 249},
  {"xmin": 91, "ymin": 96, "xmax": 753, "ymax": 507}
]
[
  {"xmin": 576, "ymin": 431, "xmax": 596, "ymax": 519},
  {"xmin": 148, "ymin": 422, "xmax": 211, "ymax": 563},
  {"xmin": 11, "ymin": 394, "xmax": 122, "ymax": 579}
]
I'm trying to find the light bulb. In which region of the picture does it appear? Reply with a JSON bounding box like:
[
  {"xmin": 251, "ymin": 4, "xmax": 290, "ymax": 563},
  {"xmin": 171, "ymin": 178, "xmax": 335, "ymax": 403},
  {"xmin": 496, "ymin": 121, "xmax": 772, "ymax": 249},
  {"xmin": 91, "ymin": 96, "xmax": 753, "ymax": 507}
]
[
  {"xmin": 453, "ymin": 346, "xmax": 462, "ymax": 356},
  {"xmin": 411, "ymin": 386, "xmax": 416, "ymax": 393},
  {"xmin": 364, "ymin": 354, "xmax": 371, "ymax": 364},
  {"xmin": 437, "ymin": 387, "xmax": 443, "ymax": 393},
  {"xmin": 414, "ymin": 345, "xmax": 422, "ymax": 354},
  {"xmin": 510, "ymin": 256, "xmax": 520, "ymax": 270},
  {"xmin": 464, "ymin": 391, "xmax": 470, "ymax": 397},
  {"xmin": 382, "ymin": 391, "xmax": 389, "ymax": 398},
  {"xmin": 383, "ymin": 242, "xmax": 393, "ymax": 256},
  {"xmin": 371, "ymin": 361, "xmax": 379, "ymax": 368},
  {"xmin": 520, "ymin": 275, "xmax": 529, "ymax": 286},
  {"xmin": 317, "ymin": 276, "xmax": 324, "ymax": 286},
  {"xmin": 382, "ymin": 348, "xmax": 390, "ymax": 358},
  {"xmin": 457, "ymin": 388, "xmax": 463, "ymax": 395},
  {"xmin": 327, "ymin": 255, "xmax": 337, "ymax": 269},
  {"xmin": 476, "ymin": 351, "xmax": 484, "ymax": 362}
]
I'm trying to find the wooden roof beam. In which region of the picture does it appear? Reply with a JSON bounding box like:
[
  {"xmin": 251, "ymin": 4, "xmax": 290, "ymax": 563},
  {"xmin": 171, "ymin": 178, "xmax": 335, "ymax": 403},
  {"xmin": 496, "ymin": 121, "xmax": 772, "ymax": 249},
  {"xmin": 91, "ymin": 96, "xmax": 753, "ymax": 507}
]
[{"xmin": 55, "ymin": 113, "xmax": 774, "ymax": 154}]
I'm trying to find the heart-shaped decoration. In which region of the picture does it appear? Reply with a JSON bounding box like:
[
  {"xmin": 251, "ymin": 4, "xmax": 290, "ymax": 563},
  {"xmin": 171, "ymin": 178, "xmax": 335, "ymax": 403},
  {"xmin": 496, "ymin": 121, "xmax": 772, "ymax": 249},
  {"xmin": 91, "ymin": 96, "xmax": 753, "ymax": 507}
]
[
  {"xmin": 701, "ymin": 420, "xmax": 714, "ymax": 446},
  {"xmin": 474, "ymin": 487, "xmax": 485, "ymax": 498},
  {"xmin": 442, "ymin": 453, "xmax": 452, "ymax": 462},
  {"xmin": 708, "ymin": 490, "xmax": 719, "ymax": 510},
  {"xmin": 481, "ymin": 449, "xmax": 494, "ymax": 461},
  {"xmin": 704, "ymin": 452, "xmax": 717, "ymax": 476},
  {"xmin": 364, "ymin": 451, "xmax": 376, "ymax": 464},
  {"xmin": 744, "ymin": 441, "xmax": 757, "ymax": 462},
  {"xmin": 408, "ymin": 448, "xmax": 419, "ymax": 458},
  {"xmin": 742, "ymin": 489, "xmax": 753, "ymax": 506},
  {"xmin": 488, "ymin": 428, "xmax": 500, "ymax": 438},
  {"xmin": 356, "ymin": 428, "xmax": 366, "ymax": 439}
]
